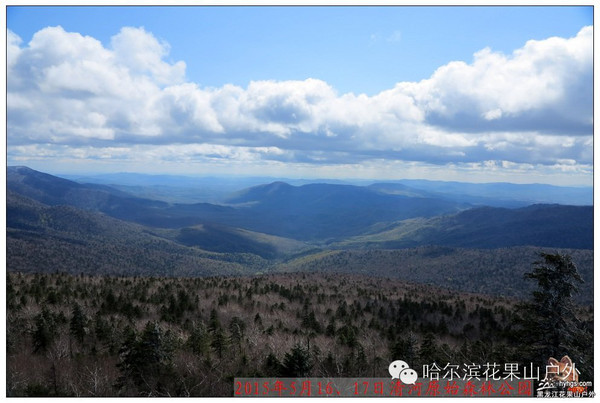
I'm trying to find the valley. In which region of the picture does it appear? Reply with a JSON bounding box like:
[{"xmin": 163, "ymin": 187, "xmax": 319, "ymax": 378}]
[
  {"xmin": 7, "ymin": 165, "xmax": 593, "ymax": 302},
  {"xmin": 6, "ymin": 166, "xmax": 594, "ymax": 396}
]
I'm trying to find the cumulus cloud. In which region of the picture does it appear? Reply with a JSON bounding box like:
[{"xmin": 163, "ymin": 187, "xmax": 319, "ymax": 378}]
[
  {"xmin": 111, "ymin": 26, "xmax": 186, "ymax": 86},
  {"xmin": 401, "ymin": 26, "xmax": 593, "ymax": 135},
  {"xmin": 7, "ymin": 25, "xmax": 593, "ymax": 176}
]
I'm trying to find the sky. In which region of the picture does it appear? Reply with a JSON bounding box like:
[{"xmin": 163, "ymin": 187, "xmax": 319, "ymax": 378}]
[{"xmin": 6, "ymin": 6, "xmax": 594, "ymax": 185}]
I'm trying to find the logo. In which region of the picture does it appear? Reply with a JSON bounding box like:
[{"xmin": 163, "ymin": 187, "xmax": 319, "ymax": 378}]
[
  {"xmin": 536, "ymin": 355, "xmax": 593, "ymax": 397},
  {"xmin": 388, "ymin": 360, "xmax": 418, "ymax": 385},
  {"xmin": 544, "ymin": 356, "xmax": 578, "ymax": 383}
]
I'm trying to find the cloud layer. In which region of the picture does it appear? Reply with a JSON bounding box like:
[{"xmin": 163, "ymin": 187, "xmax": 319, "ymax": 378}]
[{"xmin": 7, "ymin": 25, "xmax": 593, "ymax": 180}]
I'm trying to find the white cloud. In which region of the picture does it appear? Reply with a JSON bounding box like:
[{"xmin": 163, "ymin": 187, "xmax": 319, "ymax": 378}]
[
  {"xmin": 484, "ymin": 108, "xmax": 503, "ymax": 121},
  {"xmin": 8, "ymin": 143, "xmax": 290, "ymax": 166},
  {"xmin": 398, "ymin": 26, "xmax": 592, "ymax": 134},
  {"xmin": 7, "ymin": 25, "xmax": 593, "ymax": 180},
  {"xmin": 110, "ymin": 26, "xmax": 186, "ymax": 86},
  {"xmin": 161, "ymin": 83, "xmax": 224, "ymax": 134},
  {"xmin": 7, "ymin": 29, "xmax": 22, "ymax": 74}
]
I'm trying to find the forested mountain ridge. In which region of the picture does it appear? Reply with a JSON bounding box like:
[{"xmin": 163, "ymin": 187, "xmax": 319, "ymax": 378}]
[
  {"xmin": 336, "ymin": 204, "xmax": 593, "ymax": 250},
  {"xmin": 7, "ymin": 166, "xmax": 594, "ymax": 298},
  {"xmin": 65, "ymin": 171, "xmax": 593, "ymax": 206},
  {"xmin": 6, "ymin": 189, "xmax": 593, "ymax": 303},
  {"xmin": 224, "ymin": 181, "xmax": 468, "ymax": 240},
  {"xmin": 378, "ymin": 180, "xmax": 593, "ymax": 206},
  {"xmin": 7, "ymin": 166, "xmax": 593, "ymax": 249},
  {"xmin": 8, "ymin": 167, "xmax": 468, "ymax": 241},
  {"xmin": 7, "ymin": 190, "xmax": 270, "ymax": 277},
  {"xmin": 278, "ymin": 246, "xmax": 593, "ymax": 305}
]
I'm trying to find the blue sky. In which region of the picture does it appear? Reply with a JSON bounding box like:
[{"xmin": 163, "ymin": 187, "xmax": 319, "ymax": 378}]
[
  {"xmin": 7, "ymin": 6, "xmax": 591, "ymax": 95},
  {"xmin": 6, "ymin": 6, "xmax": 594, "ymax": 185}
]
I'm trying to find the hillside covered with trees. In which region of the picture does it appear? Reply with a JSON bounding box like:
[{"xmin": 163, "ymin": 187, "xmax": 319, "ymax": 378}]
[{"xmin": 6, "ymin": 270, "xmax": 592, "ymax": 397}]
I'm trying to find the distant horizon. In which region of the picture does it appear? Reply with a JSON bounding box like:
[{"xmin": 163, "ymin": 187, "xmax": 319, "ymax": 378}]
[
  {"xmin": 12, "ymin": 164, "xmax": 595, "ymax": 187},
  {"xmin": 9, "ymin": 164, "xmax": 593, "ymax": 189}
]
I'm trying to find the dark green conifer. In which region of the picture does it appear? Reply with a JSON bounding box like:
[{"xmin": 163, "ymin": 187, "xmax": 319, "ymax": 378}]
[
  {"xmin": 32, "ymin": 307, "xmax": 57, "ymax": 354},
  {"xmin": 517, "ymin": 253, "xmax": 590, "ymax": 378},
  {"xmin": 70, "ymin": 302, "xmax": 88, "ymax": 345},
  {"xmin": 282, "ymin": 344, "xmax": 312, "ymax": 377}
]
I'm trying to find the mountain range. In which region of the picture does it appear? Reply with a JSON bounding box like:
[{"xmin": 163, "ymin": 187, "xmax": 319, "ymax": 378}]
[
  {"xmin": 9, "ymin": 166, "xmax": 468, "ymax": 241},
  {"xmin": 335, "ymin": 203, "xmax": 593, "ymax": 250},
  {"xmin": 6, "ymin": 166, "xmax": 593, "ymax": 301},
  {"xmin": 59, "ymin": 171, "xmax": 593, "ymax": 206},
  {"xmin": 8, "ymin": 166, "xmax": 592, "ymax": 246}
]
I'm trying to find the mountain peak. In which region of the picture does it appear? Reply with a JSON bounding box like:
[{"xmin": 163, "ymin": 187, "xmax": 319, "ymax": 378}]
[
  {"xmin": 263, "ymin": 181, "xmax": 293, "ymax": 192},
  {"xmin": 8, "ymin": 165, "xmax": 37, "ymax": 174},
  {"xmin": 226, "ymin": 181, "xmax": 294, "ymax": 204}
]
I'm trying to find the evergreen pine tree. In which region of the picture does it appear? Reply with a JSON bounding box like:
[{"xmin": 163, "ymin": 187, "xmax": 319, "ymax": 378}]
[
  {"xmin": 282, "ymin": 344, "xmax": 312, "ymax": 377},
  {"xmin": 263, "ymin": 353, "xmax": 283, "ymax": 377},
  {"xmin": 32, "ymin": 307, "xmax": 57, "ymax": 354},
  {"xmin": 211, "ymin": 327, "xmax": 227, "ymax": 358},
  {"xmin": 418, "ymin": 333, "xmax": 440, "ymax": 367},
  {"xmin": 94, "ymin": 312, "xmax": 110, "ymax": 342},
  {"xmin": 70, "ymin": 302, "xmax": 88, "ymax": 345},
  {"xmin": 390, "ymin": 331, "xmax": 418, "ymax": 364},
  {"xmin": 188, "ymin": 321, "xmax": 210, "ymax": 357},
  {"xmin": 116, "ymin": 322, "xmax": 175, "ymax": 394},
  {"xmin": 516, "ymin": 253, "xmax": 587, "ymax": 371},
  {"xmin": 228, "ymin": 316, "xmax": 246, "ymax": 354},
  {"xmin": 115, "ymin": 325, "xmax": 139, "ymax": 391},
  {"xmin": 208, "ymin": 308, "xmax": 220, "ymax": 333},
  {"xmin": 325, "ymin": 317, "xmax": 336, "ymax": 336}
]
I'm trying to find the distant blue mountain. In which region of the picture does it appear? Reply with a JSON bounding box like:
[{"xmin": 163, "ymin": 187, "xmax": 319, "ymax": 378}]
[
  {"xmin": 392, "ymin": 179, "xmax": 592, "ymax": 206},
  {"xmin": 223, "ymin": 181, "xmax": 469, "ymax": 241},
  {"xmin": 7, "ymin": 166, "xmax": 593, "ymax": 249},
  {"xmin": 8, "ymin": 167, "xmax": 466, "ymax": 241},
  {"xmin": 61, "ymin": 171, "xmax": 592, "ymax": 207},
  {"xmin": 350, "ymin": 204, "xmax": 593, "ymax": 250}
]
